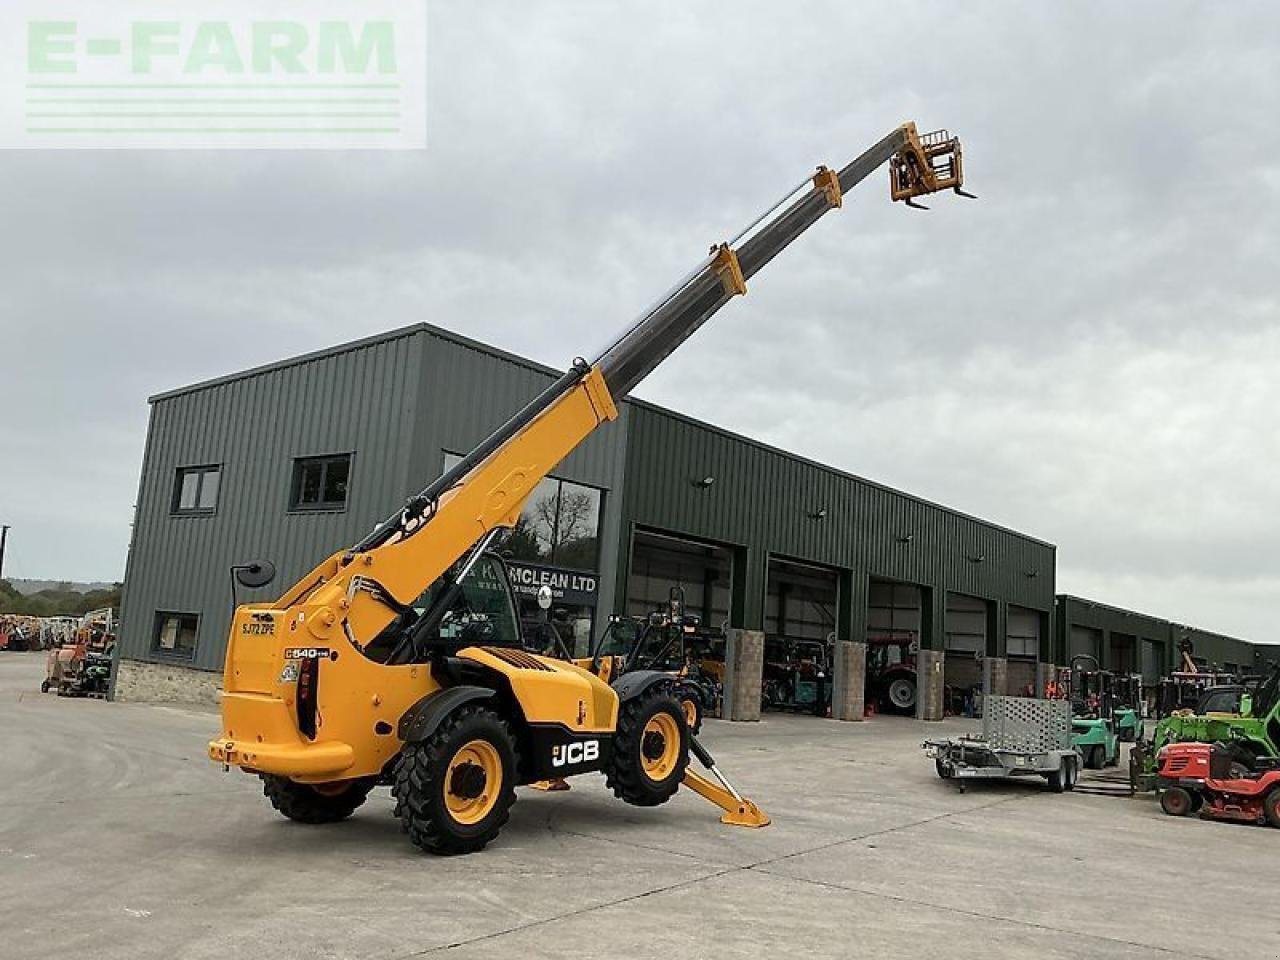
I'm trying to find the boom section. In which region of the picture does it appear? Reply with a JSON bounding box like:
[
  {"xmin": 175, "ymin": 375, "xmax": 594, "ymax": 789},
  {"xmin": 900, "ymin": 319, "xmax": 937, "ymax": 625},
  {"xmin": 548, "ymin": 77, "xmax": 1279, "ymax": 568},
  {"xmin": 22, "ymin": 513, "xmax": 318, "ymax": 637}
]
[{"xmin": 273, "ymin": 121, "xmax": 968, "ymax": 653}]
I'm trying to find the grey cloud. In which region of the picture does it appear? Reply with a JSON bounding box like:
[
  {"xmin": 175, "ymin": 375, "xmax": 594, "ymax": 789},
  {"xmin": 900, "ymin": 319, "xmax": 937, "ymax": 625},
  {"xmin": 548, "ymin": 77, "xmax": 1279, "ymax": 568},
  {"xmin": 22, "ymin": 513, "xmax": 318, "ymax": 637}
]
[{"xmin": 3, "ymin": 0, "xmax": 1278, "ymax": 641}]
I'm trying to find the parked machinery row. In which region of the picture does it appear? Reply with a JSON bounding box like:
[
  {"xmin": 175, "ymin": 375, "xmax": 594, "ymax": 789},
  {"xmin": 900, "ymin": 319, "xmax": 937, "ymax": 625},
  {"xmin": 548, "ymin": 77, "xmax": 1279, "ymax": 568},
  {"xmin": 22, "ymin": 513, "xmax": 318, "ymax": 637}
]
[{"xmin": 40, "ymin": 608, "xmax": 115, "ymax": 698}]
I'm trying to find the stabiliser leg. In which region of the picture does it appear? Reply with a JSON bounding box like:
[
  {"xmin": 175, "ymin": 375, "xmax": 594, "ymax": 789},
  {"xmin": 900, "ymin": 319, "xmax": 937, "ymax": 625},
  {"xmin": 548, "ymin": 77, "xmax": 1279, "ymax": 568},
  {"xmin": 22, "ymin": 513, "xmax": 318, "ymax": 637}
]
[{"xmin": 683, "ymin": 736, "xmax": 770, "ymax": 828}]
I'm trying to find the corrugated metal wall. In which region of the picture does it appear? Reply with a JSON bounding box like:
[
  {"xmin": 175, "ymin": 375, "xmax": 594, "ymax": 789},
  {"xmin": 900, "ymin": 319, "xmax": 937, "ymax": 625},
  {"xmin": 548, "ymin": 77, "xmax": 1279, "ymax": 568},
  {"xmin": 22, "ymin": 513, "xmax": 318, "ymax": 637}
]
[
  {"xmin": 117, "ymin": 325, "xmax": 629, "ymax": 673},
  {"xmin": 1054, "ymin": 596, "xmax": 1257, "ymax": 677},
  {"xmin": 617, "ymin": 401, "xmax": 1057, "ymax": 649},
  {"xmin": 118, "ymin": 328, "xmax": 426, "ymax": 671}
]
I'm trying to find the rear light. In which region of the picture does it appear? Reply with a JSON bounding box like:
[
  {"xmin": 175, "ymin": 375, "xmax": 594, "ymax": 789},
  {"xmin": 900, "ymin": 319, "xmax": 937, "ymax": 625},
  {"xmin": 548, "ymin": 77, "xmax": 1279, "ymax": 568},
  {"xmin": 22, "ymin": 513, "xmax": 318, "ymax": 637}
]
[{"xmin": 296, "ymin": 656, "xmax": 319, "ymax": 740}]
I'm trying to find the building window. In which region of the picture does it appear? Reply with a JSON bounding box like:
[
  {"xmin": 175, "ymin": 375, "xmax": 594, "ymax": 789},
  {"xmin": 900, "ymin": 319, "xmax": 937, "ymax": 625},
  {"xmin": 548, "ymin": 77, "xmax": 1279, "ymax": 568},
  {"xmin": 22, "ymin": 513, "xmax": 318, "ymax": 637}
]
[
  {"xmin": 171, "ymin": 465, "xmax": 220, "ymax": 515},
  {"xmin": 290, "ymin": 454, "xmax": 352, "ymax": 512},
  {"xmin": 443, "ymin": 452, "xmax": 602, "ymax": 570},
  {"xmin": 153, "ymin": 611, "xmax": 198, "ymax": 659}
]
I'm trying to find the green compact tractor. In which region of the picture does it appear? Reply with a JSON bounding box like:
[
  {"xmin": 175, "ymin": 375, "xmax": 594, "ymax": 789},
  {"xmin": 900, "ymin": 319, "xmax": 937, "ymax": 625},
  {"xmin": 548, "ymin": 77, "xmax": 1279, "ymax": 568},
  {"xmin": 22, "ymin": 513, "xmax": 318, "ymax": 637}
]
[
  {"xmin": 1069, "ymin": 656, "xmax": 1121, "ymax": 770},
  {"xmin": 1132, "ymin": 664, "xmax": 1280, "ymax": 789}
]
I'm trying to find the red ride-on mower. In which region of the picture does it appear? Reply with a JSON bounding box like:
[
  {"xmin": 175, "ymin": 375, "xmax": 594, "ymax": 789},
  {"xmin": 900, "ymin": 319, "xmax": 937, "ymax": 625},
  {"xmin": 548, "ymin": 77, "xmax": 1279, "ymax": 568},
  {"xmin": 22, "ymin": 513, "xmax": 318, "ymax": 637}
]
[{"xmin": 1156, "ymin": 741, "xmax": 1280, "ymax": 826}]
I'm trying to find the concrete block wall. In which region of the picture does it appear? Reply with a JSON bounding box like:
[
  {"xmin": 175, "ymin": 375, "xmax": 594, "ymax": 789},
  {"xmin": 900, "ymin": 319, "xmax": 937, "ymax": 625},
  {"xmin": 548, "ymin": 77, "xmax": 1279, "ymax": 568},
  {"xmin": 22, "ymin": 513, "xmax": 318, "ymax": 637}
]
[
  {"xmin": 724, "ymin": 628, "xmax": 764, "ymax": 722},
  {"xmin": 114, "ymin": 659, "xmax": 221, "ymax": 706},
  {"xmin": 834, "ymin": 641, "xmax": 866, "ymax": 721},
  {"xmin": 917, "ymin": 649, "xmax": 944, "ymax": 721}
]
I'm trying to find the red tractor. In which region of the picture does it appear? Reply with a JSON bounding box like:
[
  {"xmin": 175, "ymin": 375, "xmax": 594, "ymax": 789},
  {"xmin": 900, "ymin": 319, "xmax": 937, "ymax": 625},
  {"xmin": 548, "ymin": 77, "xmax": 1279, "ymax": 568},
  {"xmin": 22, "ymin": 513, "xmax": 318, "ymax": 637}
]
[{"xmin": 1156, "ymin": 741, "xmax": 1280, "ymax": 827}]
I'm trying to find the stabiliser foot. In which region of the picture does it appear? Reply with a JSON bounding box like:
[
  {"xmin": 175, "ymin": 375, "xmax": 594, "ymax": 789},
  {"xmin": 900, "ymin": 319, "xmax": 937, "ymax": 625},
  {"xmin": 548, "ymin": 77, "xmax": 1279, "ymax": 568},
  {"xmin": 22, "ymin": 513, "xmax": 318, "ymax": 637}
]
[{"xmin": 683, "ymin": 735, "xmax": 771, "ymax": 828}]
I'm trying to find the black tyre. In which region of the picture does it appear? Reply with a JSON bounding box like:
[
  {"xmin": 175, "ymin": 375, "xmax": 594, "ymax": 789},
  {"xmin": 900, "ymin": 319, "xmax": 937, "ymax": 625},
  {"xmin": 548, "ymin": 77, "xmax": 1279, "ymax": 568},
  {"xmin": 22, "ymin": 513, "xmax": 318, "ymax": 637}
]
[
  {"xmin": 678, "ymin": 689, "xmax": 704, "ymax": 736},
  {"xmin": 392, "ymin": 705, "xmax": 518, "ymax": 856},
  {"xmin": 1085, "ymin": 745, "xmax": 1103, "ymax": 770},
  {"xmin": 260, "ymin": 774, "xmax": 375, "ymax": 824},
  {"xmin": 605, "ymin": 685, "xmax": 689, "ymax": 807},
  {"xmin": 935, "ymin": 757, "xmax": 952, "ymax": 779},
  {"xmin": 1046, "ymin": 759, "xmax": 1069, "ymax": 793},
  {"xmin": 1160, "ymin": 786, "xmax": 1194, "ymax": 817},
  {"xmin": 40, "ymin": 679, "xmax": 50, "ymax": 693},
  {"xmin": 1265, "ymin": 788, "xmax": 1280, "ymax": 829},
  {"xmin": 887, "ymin": 677, "xmax": 917, "ymax": 714}
]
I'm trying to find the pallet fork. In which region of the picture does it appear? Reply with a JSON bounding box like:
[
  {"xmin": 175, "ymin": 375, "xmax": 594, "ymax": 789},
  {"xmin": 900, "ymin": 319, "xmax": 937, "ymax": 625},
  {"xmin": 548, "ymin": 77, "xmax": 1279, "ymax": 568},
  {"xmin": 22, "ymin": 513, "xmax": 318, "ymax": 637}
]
[{"xmin": 890, "ymin": 122, "xmax": 976, "ymax": 209}]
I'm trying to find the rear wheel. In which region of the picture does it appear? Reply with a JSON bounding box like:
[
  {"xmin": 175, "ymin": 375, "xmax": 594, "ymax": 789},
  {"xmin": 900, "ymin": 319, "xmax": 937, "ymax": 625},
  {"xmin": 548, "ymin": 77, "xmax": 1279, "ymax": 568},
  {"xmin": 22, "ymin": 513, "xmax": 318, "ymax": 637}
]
[
  {"xmin": 887, "ymin": 677, "xmax": 917, "ymax": 714},
  {"xmin": 605, "ymin": 686, "xmax": 689, "ymax": 807},
  {"xmin": 935, "ymin": 757, "xmax": 952, "ymax": 779},
  {"xmin": 393, "ymin": 705, "xmax": 518, "ymax": 856},
  {"xmin": 1160, "ymin": 786, "xmax": 1194, "ymax": 817},
  {"xmin": 260, "ymin": 774, "xmax": 375, "ymax": 824},
  {"xmin": 1264, "ymin": 788, "xmax": 1280, "ymax": 828}
]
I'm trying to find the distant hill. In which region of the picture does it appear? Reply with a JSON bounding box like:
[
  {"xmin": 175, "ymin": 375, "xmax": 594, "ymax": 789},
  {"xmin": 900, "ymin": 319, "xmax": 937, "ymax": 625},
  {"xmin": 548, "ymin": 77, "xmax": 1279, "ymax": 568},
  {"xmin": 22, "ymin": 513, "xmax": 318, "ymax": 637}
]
[
  {"xmin": 0, "ymin": 579, "xmax": 122, "ymax": 617},
  {"xmin": 7, "ymin": 579, "xmax": 116, "ymax": 596}
]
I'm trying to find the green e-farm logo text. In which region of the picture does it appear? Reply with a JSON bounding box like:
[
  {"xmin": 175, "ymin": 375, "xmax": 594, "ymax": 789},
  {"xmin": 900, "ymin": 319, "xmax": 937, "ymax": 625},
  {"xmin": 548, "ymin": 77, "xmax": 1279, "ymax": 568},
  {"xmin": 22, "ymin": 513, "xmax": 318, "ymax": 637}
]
[{"xmin": 1, "ymin": 1, "xmax": 426, "ymax": 149}]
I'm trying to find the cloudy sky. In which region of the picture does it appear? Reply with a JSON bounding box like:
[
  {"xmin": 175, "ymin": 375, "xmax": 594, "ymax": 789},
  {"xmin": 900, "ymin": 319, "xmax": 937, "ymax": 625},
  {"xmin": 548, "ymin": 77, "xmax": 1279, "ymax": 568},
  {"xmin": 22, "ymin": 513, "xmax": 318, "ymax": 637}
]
[{"xmin": 2, "ymin": 1, "xmax": 1277, "ymax": 640}]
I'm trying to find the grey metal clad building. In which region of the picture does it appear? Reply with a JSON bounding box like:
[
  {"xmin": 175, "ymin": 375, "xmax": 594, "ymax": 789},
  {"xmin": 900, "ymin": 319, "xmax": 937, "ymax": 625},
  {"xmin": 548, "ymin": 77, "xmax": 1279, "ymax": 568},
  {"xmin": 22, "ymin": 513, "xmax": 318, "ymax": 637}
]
[
  {"xmin": 113, "ymin": 322, "xmax": 1257, "ymax": 711},
  {"xmin": 1055, "ymin": 595, "xmax": 1262, "ymax": 682}
]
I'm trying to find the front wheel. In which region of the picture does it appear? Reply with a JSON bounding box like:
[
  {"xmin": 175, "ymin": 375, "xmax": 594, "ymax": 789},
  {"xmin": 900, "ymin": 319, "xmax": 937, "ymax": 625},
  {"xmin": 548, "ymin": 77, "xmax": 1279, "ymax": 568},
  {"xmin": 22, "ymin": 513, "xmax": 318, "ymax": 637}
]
[
  {"xmin": 260, "ymin": 774, "xmax": 375, "ymax": 824},
  {"xmin": 393, "ymin": 705, "xmax": 518, "ymax": 856},
  {"xmin": 1085, "ymin": 745, "xmax": 1103, "ymax": 770},
  {"xmin": 1160, "ymin": 786, "xmax": 1195, "ymax": 817},
  {"xmin": 605, "ymin": 686, "xmax": 689, "ymax": 807}
]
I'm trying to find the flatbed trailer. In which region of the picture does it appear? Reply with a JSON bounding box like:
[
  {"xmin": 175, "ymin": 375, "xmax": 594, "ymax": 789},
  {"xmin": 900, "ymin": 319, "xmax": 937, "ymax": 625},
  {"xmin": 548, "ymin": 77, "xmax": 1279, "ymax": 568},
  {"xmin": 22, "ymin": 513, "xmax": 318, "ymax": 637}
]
[{"xmin": 925, "ymin": 696, "xmax": 1080, "ymax": 793}]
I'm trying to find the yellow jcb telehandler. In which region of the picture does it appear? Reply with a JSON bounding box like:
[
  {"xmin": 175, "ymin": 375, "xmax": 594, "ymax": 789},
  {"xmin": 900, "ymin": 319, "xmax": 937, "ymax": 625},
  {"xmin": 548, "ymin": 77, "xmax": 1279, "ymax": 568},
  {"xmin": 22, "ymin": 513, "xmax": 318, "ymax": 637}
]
[{"xmin": 209, "ymin": 122, "xmax": 970, "ymax": 854}]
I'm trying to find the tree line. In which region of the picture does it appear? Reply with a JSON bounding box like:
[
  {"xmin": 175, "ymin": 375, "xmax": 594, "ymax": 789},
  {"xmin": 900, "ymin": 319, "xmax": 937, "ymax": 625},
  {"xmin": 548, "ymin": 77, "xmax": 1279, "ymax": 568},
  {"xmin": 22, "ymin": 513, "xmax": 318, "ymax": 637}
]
[{"xmin": 0, "ymin": 580, "xmax": 123, "ymax": 617}]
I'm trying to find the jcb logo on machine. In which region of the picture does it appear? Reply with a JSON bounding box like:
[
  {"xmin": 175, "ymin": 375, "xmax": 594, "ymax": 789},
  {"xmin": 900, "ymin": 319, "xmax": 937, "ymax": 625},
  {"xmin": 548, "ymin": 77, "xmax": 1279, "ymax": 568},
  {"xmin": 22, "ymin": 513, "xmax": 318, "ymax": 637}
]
[
  {"xmin": 284, "ymin": 647, "xmax": 333, "ymax": 660},
  {"xmin": 551, "ymin": 740, "xmax": 600, "ymax": 768}
]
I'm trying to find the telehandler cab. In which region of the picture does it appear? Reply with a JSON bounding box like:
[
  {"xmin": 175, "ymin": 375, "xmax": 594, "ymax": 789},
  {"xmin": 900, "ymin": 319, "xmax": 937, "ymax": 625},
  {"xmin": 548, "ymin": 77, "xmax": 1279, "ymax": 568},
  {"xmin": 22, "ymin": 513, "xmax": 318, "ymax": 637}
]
[{"xmin": 209, "ymin": 122, "xmax": 971, "ymax": 855}]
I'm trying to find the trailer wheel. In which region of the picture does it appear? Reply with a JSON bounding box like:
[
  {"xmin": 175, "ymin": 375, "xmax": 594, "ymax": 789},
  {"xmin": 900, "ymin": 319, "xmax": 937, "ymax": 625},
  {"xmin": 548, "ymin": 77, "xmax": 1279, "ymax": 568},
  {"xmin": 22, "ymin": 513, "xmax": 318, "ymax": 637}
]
[
  {"xmin": 1046, "ymin": 758, "xmax": 1071, "ymax": 793},
  {"xmin": 1063, "ymin": 756, "xmax": 1078, "ymax": 791},
  {"xmin": 605, "ymin": 686, "xmax": 689, "ymax": 807},
  {"xmin": 934, "ymin": 758, "xmax": 952, "ymax": 779},
  {"xmin": 393, "ymin": 704, "xmax": 518, "ymax": 856},
  {"xmin": 1264, "ymin": 788, "xmax": 1280, "ymax": 828},
  {"xmin": 1160, "ymin": 786, "xmax": 1195, "ymax": 817},
  {"xmin": 260, "ymin": 774, "xmax": 375, "ymax": 824},
  {"xmin": 40, "ymin": 680, "xmax": 50, "ymax": 693}
]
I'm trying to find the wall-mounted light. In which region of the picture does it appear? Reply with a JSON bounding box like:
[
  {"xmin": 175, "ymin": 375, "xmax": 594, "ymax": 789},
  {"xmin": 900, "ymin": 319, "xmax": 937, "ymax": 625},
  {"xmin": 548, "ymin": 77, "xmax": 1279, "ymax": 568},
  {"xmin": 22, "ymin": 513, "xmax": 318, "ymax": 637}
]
[
  {"xmin": 691, "ymin": 475, "xmax": 715, "ymax": 489},
  {"xmin": 965, "ymin": 553, "xmax": 986, "ymax": 563},
  {"xmin": 896, "ymin": 534, "xmax": 914, "ymax": 544},
  {"xmin": 808, "ymin": 507, "xmax": 828, "ymax": 520},
  {"xmin": 1024, "ymin": 570, "xmax": 1038, "ymax": 579}
]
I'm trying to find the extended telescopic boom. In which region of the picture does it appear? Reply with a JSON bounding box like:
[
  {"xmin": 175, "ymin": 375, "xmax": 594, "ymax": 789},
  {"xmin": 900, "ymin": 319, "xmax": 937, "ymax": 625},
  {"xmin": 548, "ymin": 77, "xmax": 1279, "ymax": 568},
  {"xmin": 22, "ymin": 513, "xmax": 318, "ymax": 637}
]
[{"xmin": 275, "ymin": 122, "xmax": 970, "ymax": 651}]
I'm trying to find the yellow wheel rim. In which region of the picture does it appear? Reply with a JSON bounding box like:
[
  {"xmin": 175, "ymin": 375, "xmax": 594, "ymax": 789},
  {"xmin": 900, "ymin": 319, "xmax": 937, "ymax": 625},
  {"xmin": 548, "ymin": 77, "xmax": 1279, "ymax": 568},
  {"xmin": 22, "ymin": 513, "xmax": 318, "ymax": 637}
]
[
  {"xmin": 682, "ymin": 698, "xmax": 699, "ymax": 728},
  {"xmin": 640, "ymin": 712, "xmax": 681, "ymax": 781},
  {"xmin": 444, "ymin": 739, "xmax": 502, "ymax": 825}
]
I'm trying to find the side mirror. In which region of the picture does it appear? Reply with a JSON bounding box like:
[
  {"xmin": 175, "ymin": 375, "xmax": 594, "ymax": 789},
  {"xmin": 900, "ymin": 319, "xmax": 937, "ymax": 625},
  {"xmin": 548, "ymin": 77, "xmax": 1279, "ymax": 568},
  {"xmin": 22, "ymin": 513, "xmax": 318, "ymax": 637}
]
[
  {"xmin": 536, "ymin": 585, "xmax": 553, "ymax": 611},
  {"xmin": 234, "ymin": 561, "xmax": 277, "ymax": 590}
]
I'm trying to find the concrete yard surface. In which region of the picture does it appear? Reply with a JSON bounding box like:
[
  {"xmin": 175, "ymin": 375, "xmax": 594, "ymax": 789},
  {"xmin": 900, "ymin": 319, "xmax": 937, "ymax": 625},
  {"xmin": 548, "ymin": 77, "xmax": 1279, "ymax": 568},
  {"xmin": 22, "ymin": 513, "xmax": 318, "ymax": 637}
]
[{"xmin": 2, "ymin": 651, "xmax": 1275, "ymax": 960}]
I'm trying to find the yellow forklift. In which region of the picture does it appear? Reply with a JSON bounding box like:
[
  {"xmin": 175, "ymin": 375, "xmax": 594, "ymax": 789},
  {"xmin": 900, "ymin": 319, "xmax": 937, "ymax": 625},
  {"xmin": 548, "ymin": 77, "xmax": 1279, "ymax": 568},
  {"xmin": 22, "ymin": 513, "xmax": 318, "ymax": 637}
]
[{"xmin": 208, "ymin": 123, "xmax": 972, "ymax": 854}]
